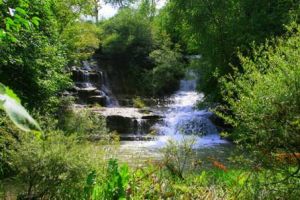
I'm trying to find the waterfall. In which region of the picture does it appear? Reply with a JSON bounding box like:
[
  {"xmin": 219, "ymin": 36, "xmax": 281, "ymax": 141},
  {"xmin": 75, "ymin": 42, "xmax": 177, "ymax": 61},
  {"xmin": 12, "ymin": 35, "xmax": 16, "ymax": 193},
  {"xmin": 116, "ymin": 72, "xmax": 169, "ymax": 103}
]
[
  {"xmin": 101, "ymin": 71, "xmax": 119, "ymax": 107},
  {"xmin": 154, "ymin": 70, "xmax": 228, "ymax": 147},
  {"xmin": 71, "ymin": 59, "xmax": 119, "ymax": 106}
]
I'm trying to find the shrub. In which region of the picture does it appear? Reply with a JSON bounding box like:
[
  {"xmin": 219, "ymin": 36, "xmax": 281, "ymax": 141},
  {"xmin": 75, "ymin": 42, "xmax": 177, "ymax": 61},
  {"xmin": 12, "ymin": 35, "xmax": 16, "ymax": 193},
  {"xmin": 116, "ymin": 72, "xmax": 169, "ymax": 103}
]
[
  {"xmin": 62, "ymin": 22, "xmax": 101, "ymax": 64},
  {"xmin": 9, "ymin": 132, "xmax": 95, "ymax": 199},
  {"xmin": 219, "ymin": 24, "xmax": 300, "ymax": 198},
  {"xmin": 220, "ymin": 24, "xmax": 300, "ymax": 155},
  {"xmin": 86, "ymin": 159, "xmax": 130, "ymax": 200},
  {"xmin": 0, "ymin": 114, "xmax": 21, "ymax": 178},
  {"xmin": 161, "ymin": 137, "xmax": 198, "ymax": 179},
  {"xmin": 58, "ymin": 101, "xmax": 109, "ymax": 140}
]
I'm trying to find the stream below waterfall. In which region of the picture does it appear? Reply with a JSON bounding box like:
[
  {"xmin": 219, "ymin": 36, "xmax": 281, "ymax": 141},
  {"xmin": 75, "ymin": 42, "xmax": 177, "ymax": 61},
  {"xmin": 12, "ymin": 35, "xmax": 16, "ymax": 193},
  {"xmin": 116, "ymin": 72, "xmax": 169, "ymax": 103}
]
[
  {"xmin": 113, "ymin": 71, "xmax": 231, "ymax": 166},
  {"xmin": 71, "ymin": 60, "xmax": 232, "ymax": 166}
]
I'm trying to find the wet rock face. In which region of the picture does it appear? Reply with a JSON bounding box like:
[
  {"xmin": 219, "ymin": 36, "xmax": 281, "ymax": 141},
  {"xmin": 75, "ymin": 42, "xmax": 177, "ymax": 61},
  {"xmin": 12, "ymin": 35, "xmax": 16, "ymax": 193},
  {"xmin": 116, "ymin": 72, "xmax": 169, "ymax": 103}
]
[
  {"xmin": 106, "ymin": 115, "xmax": 133, "ymax": 134},
  {"xmin": 69, "ymin": 60, "xmax": 113, "ymax": 106},
  {"xmin": 93, "ymin": 107, "xmax": 163, "ymax": 134},
  {"xmin": 88, "ymin": 95, "xmax": 106, "ymax": 105},
  {"xmin": 72, "ymin": 69, "xmax": 102, "ymax": 84}
]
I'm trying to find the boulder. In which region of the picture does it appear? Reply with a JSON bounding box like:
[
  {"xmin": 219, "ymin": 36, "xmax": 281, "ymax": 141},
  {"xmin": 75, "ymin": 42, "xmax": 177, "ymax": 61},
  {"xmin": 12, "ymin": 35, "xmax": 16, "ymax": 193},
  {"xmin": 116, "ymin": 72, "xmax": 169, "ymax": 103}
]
[
  {"xmin": 106, "ymin": 115, "xmax": 133, "ymax": 134},
  {"xmin": 76, "ymin": 87, "xmax": 97, "ymax": 97}
]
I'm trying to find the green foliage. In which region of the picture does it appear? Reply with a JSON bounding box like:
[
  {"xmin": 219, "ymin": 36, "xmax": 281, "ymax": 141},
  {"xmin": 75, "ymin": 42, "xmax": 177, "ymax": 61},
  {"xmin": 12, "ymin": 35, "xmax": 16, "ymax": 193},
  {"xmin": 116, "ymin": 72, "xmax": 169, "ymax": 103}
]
[
  {"xmin": 58, "ymin": 102, "xmax": 109, "ymax": 140},
  {"xmin": 132, "ymin": 96, "xmax": 146, "ymax": 108},
  {"xmin": 61, "ymin": 22, "xmax": 101, "ymax": 63},
  {"xmin": 0, "ymin": 0, "xmax": 73, "ymax": 110},
  {"xmin": 99, "ymin": 7, "xmax": 185, "ymax": 96},
  {"xmin": 217, "ymin": 25, "xmax": 300, "ymax": 198},
  {"xmin": 161, "ymin": 137, "xmax": 197, "ymax": 179},
  {"xmin": 9, "ymin": 132, "xmax": 95, "ymax": 199},
  {"xmin": 51, "ymin": 0, "xmax": 95, "ymax": 32},
  {"xmin": 98, "ymin": 8, "xmax": 154, "ymax": 95},
  {"xmin": 0, "ymin": 83, "xmax": 41, "ymax": 132},
  {"xmin": 0, "ymin": 0, "xmax": 39, "ymax": 42},
  {"xmin": 100, "ymin": 159, "xmax": 129, "ymax": 200},
  {"xmin": 220, "ymin": 25, "xmax": 300, "ymax": 154},
  {"xmin": 0, "ymin": 113, "xmax": 22, "ymax": 178},
  {"xmin": 149, "ymin": 39, "xmax": 184, "ymax": 95},
  {"xmin": 166, "ymin": 0, "xmax": 300, "ymax": 102},
  {"xmin": 85, "ymin": 159, "xmax": 130, "ymax": 200},
  {"xmin": 100, "ymin": 8, "xmax": 152, "ymax": 61}
]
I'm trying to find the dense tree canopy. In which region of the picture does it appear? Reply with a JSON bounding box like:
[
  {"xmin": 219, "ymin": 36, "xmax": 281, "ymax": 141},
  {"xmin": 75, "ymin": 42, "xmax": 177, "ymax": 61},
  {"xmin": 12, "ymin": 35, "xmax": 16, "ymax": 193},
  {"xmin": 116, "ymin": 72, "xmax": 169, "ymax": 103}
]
[{"xmin": 164, "ymin": 0, "xmax": 300, "ymax": 102}]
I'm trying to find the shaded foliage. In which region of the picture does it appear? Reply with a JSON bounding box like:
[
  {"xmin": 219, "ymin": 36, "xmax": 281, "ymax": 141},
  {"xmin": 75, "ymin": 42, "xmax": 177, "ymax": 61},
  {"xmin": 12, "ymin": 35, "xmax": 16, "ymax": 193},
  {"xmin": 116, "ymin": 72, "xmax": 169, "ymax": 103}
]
[{"xmin": 165, "ymin": 0, "xmax": 300, "ymax": 102}]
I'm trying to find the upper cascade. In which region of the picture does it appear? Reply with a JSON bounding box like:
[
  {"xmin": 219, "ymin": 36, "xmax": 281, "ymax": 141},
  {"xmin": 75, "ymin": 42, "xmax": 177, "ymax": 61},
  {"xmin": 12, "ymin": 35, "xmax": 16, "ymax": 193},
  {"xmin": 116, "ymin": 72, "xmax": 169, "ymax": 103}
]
[{"xmin": 70, "ymin": 59, "xmax": 119, "ymax": 107}]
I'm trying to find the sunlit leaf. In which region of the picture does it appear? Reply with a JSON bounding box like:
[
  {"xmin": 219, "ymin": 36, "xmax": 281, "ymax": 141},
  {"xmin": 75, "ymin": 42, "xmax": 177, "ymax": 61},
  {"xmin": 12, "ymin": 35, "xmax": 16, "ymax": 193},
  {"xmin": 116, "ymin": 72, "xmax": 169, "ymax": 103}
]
[
  {"xmin": 15, "ymin": 7, "xmax": 27, "ymax": 16},
  {"xmin": 31, "ymin": 17, "xmax": 40, "ymax": 27},
  {"xmin": 0, "ymin": 29, "xmax": 6, "ymax": 39},
  {"xmin": 0, "ymin": 94, "xmax": 41, "ymax": 132},
  {"xmin": 5, "ymin": 18, "xmax": 14, "ymax": 31},
  {"xmin": 0, "ymin": 83, "xmax": 21, "ymax": 103},
  {"xmin": 0, "ymin": 83, "xmax": 41, "ymax": 132}
]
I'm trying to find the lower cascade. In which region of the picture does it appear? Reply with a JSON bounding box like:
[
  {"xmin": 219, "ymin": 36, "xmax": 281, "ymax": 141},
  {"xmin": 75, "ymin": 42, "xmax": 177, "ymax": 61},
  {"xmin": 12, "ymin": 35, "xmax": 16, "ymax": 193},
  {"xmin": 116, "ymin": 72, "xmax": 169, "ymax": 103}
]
[
  {"xmin": 118, "ymin": 70, "xmax": 228, "ymax": 153},
  {"xmin": 153, "ymin": 71, "xmax": 228, "ymax": 148}
]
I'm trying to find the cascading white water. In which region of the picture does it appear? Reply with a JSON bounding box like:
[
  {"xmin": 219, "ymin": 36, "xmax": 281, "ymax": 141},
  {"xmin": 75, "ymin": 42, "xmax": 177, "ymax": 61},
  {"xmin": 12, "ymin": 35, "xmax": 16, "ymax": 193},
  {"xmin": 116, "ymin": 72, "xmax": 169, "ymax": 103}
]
[
  {"xmin": 118, "ymin": 70, "xmax": 230, "ymax": 162},
  {"xmin": 73, "ymin": 59, "xmax": 119, "ymax": 106},
  {"xmin": 154, "ymin": 70, "xmax": 228, "ymax": 147},
  {"xmin": 101, "ymin": 71, "xmax": 119, "ymax": 107}
]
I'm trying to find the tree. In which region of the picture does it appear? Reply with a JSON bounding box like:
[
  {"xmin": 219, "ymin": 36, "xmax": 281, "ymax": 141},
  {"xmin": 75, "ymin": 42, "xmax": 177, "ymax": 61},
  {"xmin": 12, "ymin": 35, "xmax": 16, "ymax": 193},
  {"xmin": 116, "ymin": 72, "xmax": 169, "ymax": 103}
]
[
  {"xmin": 103, "ymin": 0, "xmax": 136, "ymax": 8},
  {"xmin": 61, "ymin": 22, "xmax": 101, "ymax": 63},
  {"xmin": 220, "ymin": 24, "xmax": 300, "ymax": 166},
  {"xmin": 165, "ymin": 0, "xmax": 300, "ymax": 102}
]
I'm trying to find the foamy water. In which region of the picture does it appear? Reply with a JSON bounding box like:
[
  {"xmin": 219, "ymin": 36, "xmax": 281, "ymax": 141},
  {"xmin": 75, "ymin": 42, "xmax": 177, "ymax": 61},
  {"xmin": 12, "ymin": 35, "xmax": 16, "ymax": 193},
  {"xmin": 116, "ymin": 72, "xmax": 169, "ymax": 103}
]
[{"xmin": 120, "ymin": 71, "xmax": 228, "ymax": 156}]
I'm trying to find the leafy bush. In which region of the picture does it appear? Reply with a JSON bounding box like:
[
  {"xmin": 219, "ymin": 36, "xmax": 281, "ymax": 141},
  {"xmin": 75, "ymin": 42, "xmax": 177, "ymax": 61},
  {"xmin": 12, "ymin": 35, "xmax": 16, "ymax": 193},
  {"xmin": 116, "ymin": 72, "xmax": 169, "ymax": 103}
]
[
  {"xmin": 217, "ymin": 24, "xmax": 300, "ymax": 198},
  {"xmin": 0, "ymin": 114, "xmax": 21, "ymax": 178},
  {"xmin": 149, "ymin": 42, "xmax": 185, "ymax": 95},
  {"xmin": 98, "ymin": 7, "xmax": 185, "ymax": 96},
  {"xmin": 59, "ymin": 108, "xmax": 109, "ymax": 140},
  {"xmin": 9, "ymin": 132, "xmax": 95, "ymax": 199},
  {"xmin": 165, "ymin": 0, "xmax": 300, "ymax": 102},
  {"xmin": 100, "ymin": 8, "xmax": 152, "ymax": 61},
  {"xmin": 220, "ymin": 25, "xmax": 300, "ymax": 154},
  {"xmin": 161, "ymin": 137, "xmax": 197, "ymax": 179},
  {"xmin": 85, "ymin": 159, "xmax": 130, "ymax": 200}
]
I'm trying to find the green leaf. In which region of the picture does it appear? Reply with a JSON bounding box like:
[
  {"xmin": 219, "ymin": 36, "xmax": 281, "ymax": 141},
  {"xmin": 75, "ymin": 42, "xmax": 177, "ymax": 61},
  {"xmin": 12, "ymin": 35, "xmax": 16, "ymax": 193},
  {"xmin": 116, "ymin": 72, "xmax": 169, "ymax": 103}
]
[
  {"xmin": 5, "ymin": 18, "xmax": 14, "ymax": 31},
  {"xmin": 31, "ymin": 17, "xmax": 40, "ymax": 27},
  {"xmin": 0, "ymin": 83, "xmax": 41, "ymax": 132},
  {"xmin": 0, "ymin": 83, "xmax": 21, "ymax": 103},
  {"xmin": 15, "ymin": 7, "xmax": 27, "ymax": 16},
  {"xmin": 0, "ymin": 29, "xmax": 6, "ymax": 39},
  {"xmin": 0, "ymin": 94, "xmax": 41, "ymax": 132}
]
